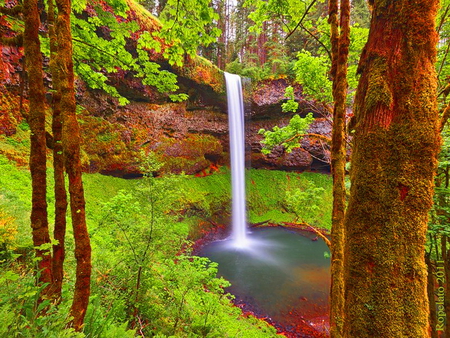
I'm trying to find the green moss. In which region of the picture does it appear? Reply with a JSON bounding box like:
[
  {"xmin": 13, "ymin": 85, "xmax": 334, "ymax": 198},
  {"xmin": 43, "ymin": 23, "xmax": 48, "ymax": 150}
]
[
  {"xmin": 363, "ymin": 57, "xmax": 392, "ymax": 114},
  {"xmin": 154, "ymin": 134, "xmax": 224, "ymax": 174},
  {"xmin": 247, "ymin": 170, "xmax": 333, "ymax": 228}
]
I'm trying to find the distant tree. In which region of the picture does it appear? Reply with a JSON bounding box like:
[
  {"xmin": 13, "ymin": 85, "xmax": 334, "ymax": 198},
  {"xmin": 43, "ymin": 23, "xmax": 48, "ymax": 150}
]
[
  {"xmin": 350, "ymin": 0, "xmax": 370, "ymax": 28},
  {"xmin": 343, "ymin": 0, "xmax": 440, "ymax": 336}
]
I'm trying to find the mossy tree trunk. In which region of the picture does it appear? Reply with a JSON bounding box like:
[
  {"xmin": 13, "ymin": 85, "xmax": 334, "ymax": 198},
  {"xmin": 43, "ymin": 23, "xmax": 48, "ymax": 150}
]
[
  {"xmin": 23, "ymin": 0, "xmax": 53, "ymax": 292},
  {"xmin": 47, "ymin": 0, "xmax": 68, "ymax": 301},
  {"xmin": 425, "ymin": 253, "xmax": 438, "ymax": 338},
  {"xmin": 55, "ymin": 0, "xmax": 91, "ymax": 330},
  {"xmin": 343, "ymin": 0, "xmax": 440, "ymax": 337},
  {"xmin": 328, "ymin": 0, "xmax": 350, "ymax": 336}
]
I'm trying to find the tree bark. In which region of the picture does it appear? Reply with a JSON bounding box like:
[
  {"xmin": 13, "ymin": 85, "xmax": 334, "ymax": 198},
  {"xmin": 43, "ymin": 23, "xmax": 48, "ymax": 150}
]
[
  {"xmin": 55, "ymin": 0, "xmax": 91, "ymax": 330},
  {"xmin": 343, "ymin": 1, "xmax": 440, "ymax": 337},
  {"xmin": 23, "ymin": 0, "xmax": 52, "ymax": 291},
  {"xmin": 329, "ymin": 0, "xmax": 350, "ymax": 336},
  {"xmin": 425, "ymin": 253, "xmax": 438, "ymax": 338},
  {"xmin": 48, "ymin": 0, "xmax": 67, "ymax": 301}
]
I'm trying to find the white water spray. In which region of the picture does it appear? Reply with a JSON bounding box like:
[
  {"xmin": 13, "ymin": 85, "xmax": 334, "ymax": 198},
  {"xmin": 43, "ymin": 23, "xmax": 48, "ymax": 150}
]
[{"xmin": 224, "ymin": 72, "xmax": 248, "ymax": 248}]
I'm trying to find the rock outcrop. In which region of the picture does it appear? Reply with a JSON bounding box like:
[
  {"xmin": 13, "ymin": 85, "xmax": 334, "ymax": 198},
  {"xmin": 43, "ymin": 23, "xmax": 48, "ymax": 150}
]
[
  {"xmin": 76, "ymin": 76, "xmax": 331, "ymax": 176},
  {"xmin": 0, "ymin": 1, "xmax": 331, "ymax": 175}
]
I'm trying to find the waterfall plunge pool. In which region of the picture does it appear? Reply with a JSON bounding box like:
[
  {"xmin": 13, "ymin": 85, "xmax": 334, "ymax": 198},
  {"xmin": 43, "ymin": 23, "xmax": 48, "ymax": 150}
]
[{"xmin": 199, "ymin": 227, "xmax": 330, "ymax": 337}]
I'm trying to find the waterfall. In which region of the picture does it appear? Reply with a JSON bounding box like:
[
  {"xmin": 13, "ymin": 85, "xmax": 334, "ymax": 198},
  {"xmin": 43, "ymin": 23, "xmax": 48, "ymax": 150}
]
[{"xmin": 224, "ymin": 72, "xmax": 248, "ymax": 247}]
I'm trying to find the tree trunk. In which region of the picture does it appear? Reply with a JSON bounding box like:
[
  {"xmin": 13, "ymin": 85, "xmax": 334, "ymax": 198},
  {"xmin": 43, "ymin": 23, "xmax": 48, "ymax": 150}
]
[
  {"xmin": 444, "ymin": 240, "xmax": 450, "ymax": 337},
  {"xmin": 343, "ymin": 1, "xmax": 440, "ymax": 337},
  {"xmin": 48, "ymin": 0, "xmax": 67, "ymax": 301},
  {"xmin": 329, "ymin": 0, "xmax": 350, "ymax": 336},
  {"xmin": 425, "ymin": 253, "xmax": 438, "ymax": 338},
  {"xmin": 216, "ymin": 0, "xmax": 226, "ymax": 69},
  {"xmin": 23, "ymin": 0, "xmax": 52, "ymax": 291},
  {"xmin": 257, "ymin": 22, "xmax": 267, "ymax": 66},
  {"xmin": 55, "ymin": 0, "xmax": 91, "ymax": 330}
]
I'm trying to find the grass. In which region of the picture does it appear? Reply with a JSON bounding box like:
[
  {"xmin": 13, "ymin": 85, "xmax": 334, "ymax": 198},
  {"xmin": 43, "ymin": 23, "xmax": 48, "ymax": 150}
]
[{"xmin": 0, "ymin": 155, "xmax": 333, "ymax": 253}]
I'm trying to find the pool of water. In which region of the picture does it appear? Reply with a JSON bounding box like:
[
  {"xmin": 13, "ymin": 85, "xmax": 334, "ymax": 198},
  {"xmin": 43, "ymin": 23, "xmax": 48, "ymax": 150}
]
[{"xmin": 199, "ymin": 227, "xmax": 330, "ymax": 336}]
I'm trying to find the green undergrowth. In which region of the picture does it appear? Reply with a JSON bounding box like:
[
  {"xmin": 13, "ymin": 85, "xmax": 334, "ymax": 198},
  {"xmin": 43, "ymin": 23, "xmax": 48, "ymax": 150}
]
[
  {"xmin": 247, "ymin": 170, "xmax": 332, "ymax": 229},
  {"xmin": 178, "ymin": 167, "xmax": 332, "ymax": 230},
  {"xmin": 0, "ymin": 156, "xmax": 331, "ymax": 337},
  {"xmin": 0, "ymin": 157, "xmax": 282, "ymax": 337}
]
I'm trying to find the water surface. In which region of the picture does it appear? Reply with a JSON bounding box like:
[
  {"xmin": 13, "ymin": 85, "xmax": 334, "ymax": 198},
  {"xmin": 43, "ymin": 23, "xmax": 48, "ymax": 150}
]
[{"xmin": 200, "ymin": 227, "xmax": 330, "ymax": 334}]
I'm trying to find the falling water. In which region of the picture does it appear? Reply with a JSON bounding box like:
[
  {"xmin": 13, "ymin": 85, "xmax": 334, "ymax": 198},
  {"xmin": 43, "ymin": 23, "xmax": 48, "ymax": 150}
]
[{"xmin": 224, "ymin": 72, "xmax": 248, "ymax": 248}]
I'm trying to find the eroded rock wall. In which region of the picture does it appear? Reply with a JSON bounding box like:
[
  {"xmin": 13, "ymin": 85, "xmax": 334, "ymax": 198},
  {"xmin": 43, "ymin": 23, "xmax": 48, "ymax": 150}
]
[{"xmin": 78, "ymin": 76, "xmax": 331, "ymax": 176}]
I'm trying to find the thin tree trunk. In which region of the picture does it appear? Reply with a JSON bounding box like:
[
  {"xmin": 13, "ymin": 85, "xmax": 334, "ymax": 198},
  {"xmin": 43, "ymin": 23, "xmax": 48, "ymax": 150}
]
[
  {"xmin": 217, "ymin": 0, "xmax": 226, "ymax": 70},
  {"xmin": 425, "ymin": 253, "xmax": 438, "ymax": 338},
  {"xmin": 444, "ymin": 169, "xmax": 450, "ymax": 337},
  {"xmin": 343, "ymin": 1, "xmax": 440, "ymax": 336},
  {"xmin": 23, "ymin": 0, "xmax": 52, "ymax": 291},
  {"xmin": 257, "ymin": 22, "xmax": 267, "ymax": 66},
  {"xmin": 444, "ymin": 237, "xmax": 450, "ymax": 337},
  {"xmin": 55, "ymin": 0, "xmax": 91, "ymax": 330},
  {"xmin": 48, "ymin": 0, "xmax": 67, "ymax": 301},
  {"xmin": 329, "ymin": 0, "xmax": 350, "ymax": 336}
]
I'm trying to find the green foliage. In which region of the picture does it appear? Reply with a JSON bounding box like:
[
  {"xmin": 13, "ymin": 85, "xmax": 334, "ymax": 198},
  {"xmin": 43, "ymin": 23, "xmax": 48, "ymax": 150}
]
[
  {"xmin": 293, "ymin": 22, "xmax": 368, "ymax": 104},
  {"xmin": 155, "ymin": 0, "xmax": 221, "ymax": 66},
  {"xmin": 436, "ymin": 1, "xmax": 450, "ymax": 90},
  {"xmin": 225, "ymin": 59, "xmax": 269, "ymax": 81},
  {"xmin": 0, "ymin": 263, "xmax": 136, "ymax": 337},
  {"xmin": 70, "ymin": 3, "xmax": 183, "ymax": 105},
  {"xmin": 245, "ymin": 0, "xmax": 324, "ymax": 34},
  {"xmin": 0, "ymin": 156, "xmax": 33, "ymax": 245},
  {"xmin": 350, "ymin": 0, "xmax": 371, "ymax": 28},
  {"xmin": 348, "ymin": 25, "xmax": 369, "ymax": 96},
  {"xmin": 246, "ymin": 170, "xmax": 332, "ymax": 228},
  {"xmin": 284, "ymin": 180, "xmax": 325, "ymax": 225},
  {"xmin": 0, "ymin": 259, "xmax": 82, "ymax": 337},
  {"xmin": 17, "ymin": 122, "xmax": 30, "ymax": 132},
  {"xmin": 429, "ymin": 127, "xmax": 450, "ymax": 237},
  {"xmin": 225, "ymin": 56, "xmax": 296, "ymax": 82},
  {"xmin": 258, "ymin": 113, "xmax": 315, "ymax": 154},
  {"xmin": 281, "ymin": 86, "xmax": 299, "ymax": 113},
  {"xmin": 89, "ymin": 165, "xmax": 278, "ymax": 336},
  {"xmin": 294, "ymin": 50, "xmax": 333, "ymax": 103}
]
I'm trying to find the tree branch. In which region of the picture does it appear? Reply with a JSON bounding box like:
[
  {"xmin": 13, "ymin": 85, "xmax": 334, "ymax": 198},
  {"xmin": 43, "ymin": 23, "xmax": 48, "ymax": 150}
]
[
  {"xmin": 307, "ymin": 224, "xmax": 331, "ymax": 248},
  {"xmin": 441, "ymin": 101, "xmax": 450, "ymax": 132},
  {"xmin": 283, "ymin": 132, "xmax": 331, "ymax": 145},
  {"xmin": 280, "ymin": 221, "xmax": 331, "ymax": 248},
  {"xmin": 437, "ymin": 41, "xmax": 450, "ymax": 81},
  {"xmin": 437, "ymin": 4, "xmax": 450, "ymax": 34},
  {"xmin": 299, "ymin": 23, "xmax": 332, "ymax": 61},
  {"xmin": 285, "ymin": 0, "xmax": 318, "ymax": 41}
]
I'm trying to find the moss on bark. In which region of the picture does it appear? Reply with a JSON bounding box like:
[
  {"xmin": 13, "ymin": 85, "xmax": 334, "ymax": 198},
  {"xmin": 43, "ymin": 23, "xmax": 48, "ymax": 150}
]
[{"xmin": 343, "ymin": 0, "xmax": 440, "ymax": 336}]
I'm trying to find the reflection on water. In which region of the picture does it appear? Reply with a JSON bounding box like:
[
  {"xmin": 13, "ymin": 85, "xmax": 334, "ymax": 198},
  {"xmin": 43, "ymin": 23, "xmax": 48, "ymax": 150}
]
[{"xmin": 199, "ymin": 227, "xmax": 330, "ymax": 335}]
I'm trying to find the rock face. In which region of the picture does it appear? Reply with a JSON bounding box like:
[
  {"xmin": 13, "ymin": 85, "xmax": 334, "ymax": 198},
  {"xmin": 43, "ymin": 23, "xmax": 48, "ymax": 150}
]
[
  {"xmin": 77, "ymin": 76, "xmax": 331, "ymax": 176},
  {"xmin": 0, "ymin": 41, "xmax": 331, "ymax": 175},
  {"xmin": 0, "ymin": 0, "xmax": 331, "ymax": 175},
  {"xmin": 247, "ymin": 78, "xmax": 331, "ymax": 173}
]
